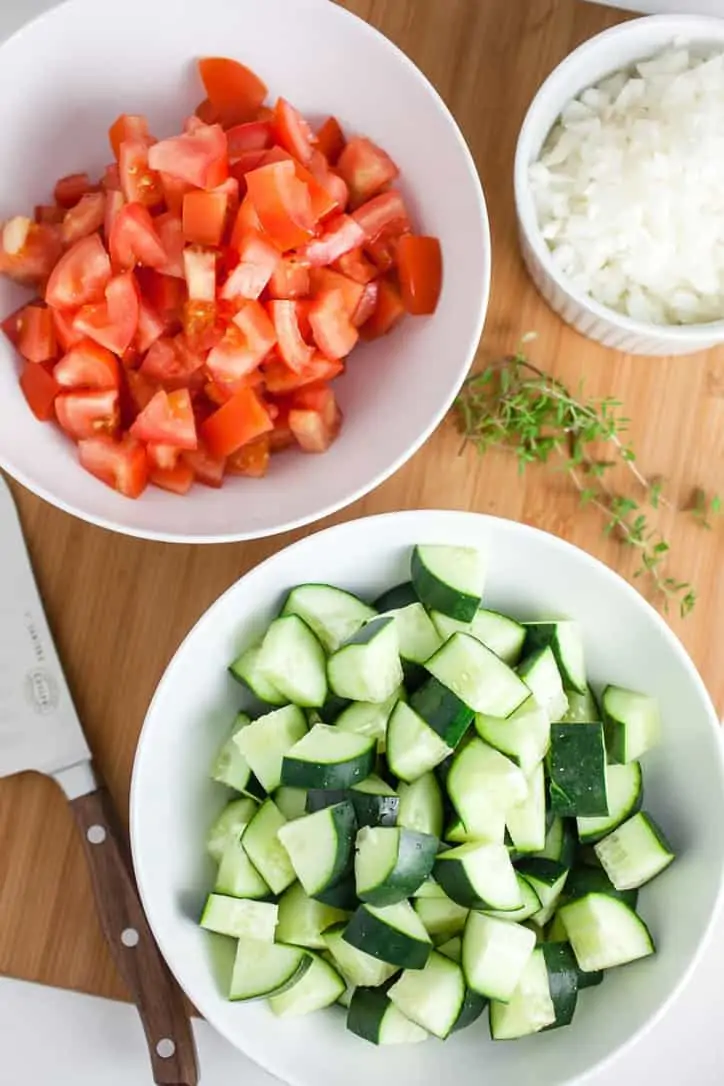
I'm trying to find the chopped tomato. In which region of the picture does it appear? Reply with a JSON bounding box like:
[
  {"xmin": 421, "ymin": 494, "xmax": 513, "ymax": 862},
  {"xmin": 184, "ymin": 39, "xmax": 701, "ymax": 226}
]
[
  {"xmin": 1, "ymin": 303, "xmax": 27, "ymax": 347},
  {"xmin": 102, "ymin": 164, "xmax": 122, "ymax": 192},
  {"xmin": 194, "ymin": 98, "xmax": 222, "ymax": 126},
  {"xmin": 227, "ymin": 121, "xmax": 273, "ymax": 158},
  {"xmin": 316, "ymin": 117, "xmax": 346, "ymax": 165},
  {"xmin": 308, "ymin": 289, "xmax": 359, "ymax": 360},
  {"xmin": 365, "ymin": 234, "xmax": 398, "ymax": 274},
  {"xmin": 336, "ymin": 137, "xmax": 399, "ymax": 207},
  {"xmin": 52, "ymin": 308, "xmax": 84, "ymax": 352},
  {"xmin": 45, "ymin": 233, "xmax": 111, "ymax": 309},
  {"xmin": 160, "ymin": 172, "xmax": 195, "ymax": 215},
  {"xmin": 73, "ymin": 272, "xmax": 139, "ymax": 356},
  {"xmin": 61, "ymin": 192, "xmax": 106, "ymax": 247},
  {"xmin": 183, "ymin": 299, "xmax": 220, "ymax": 352},
  {"xmin": 182, "ymin": 443, "xmax": 226, "ymax": 487},
  {"xmin": 1, "ymin": 219, "xmax": 63, "ymax": 287},
  {"xmin": 35, "ymin": 205, "xmax": 65, "ymax": 226},
  {"xmin": 306, "ymin": 151, "xmax": 348, "ymax": 218},
  {"xmin": 119, "ymin": 140, "xmax": 163, "ymax": 208},
  {"xmin": 124, "ymin": 369, "xmax": 158, "ymax": 416},
  {"xmin": 54, "ymin": 338, "xmax": 119, "ymax": 389},
  {"xmin": 353, "ymin": 190, "xmax": 410, "ymax": 243},
  {"xmin": 146, "ymin": 442, "xmax": 180, "ymax": 470},
  {"xmin": 183, "ymin": 247, "xmax": 217, "ymax": 301},
  {"xmin": 273, "ymin": 98, "xmax": 315, "ymax": 165},
  {"xmin": 309, "ymin": 267, "xmax": 363, "ymax": 316},
  {"xmin": 245, "ymin": 161, "xmax": 314, "ymax": 251},
  {"xmin": 78, "ymin": 434, "xmax": 148, "ymax": 497},
  {"xmin": 109, "ymin": 115, "xmax": 151, "ymax": 160},
  {"xmin": 130, "ymin": 388, "xmax": 197, "ymax": 449},
  {"xmin": 360, "ymin": 277, "xmax": 405, "ymax": 338},
  {"xmin": 140, "ymin": 336, "xmax": 204, "ymax": 390},
  {"xmin": 54, "ymin": 173, "xmax": 96, "ymax": 209},
  {"xmin": 268, "ymin": 257, "xmax": 310, "ymax": 300},
  {"xmin": 153, "ymin": 213, "xmax": 185, "ymax": 279},
  {"xmin": 109, "ymin": 203, "xmax": 167, "ymax": 272},
  {"xmin": 136, "ymin": 269, "xmax": 186, "ymax": 325},
  {"xmin": 182, "ymin": 190, "xmax": 228, "ymax": 247},
  {"xmin": 56, "ymin": 388, "xmax": 120, "ymax": 439},
  {"xmin": 149, "ymin": 460, "xmax": 195, "ymax": 495},
  {"xmin": 288, "ymin": 383, "xmax": 342, "ymax": 452},
  {"xmin": 233, "ymin": 299, "xmax": 277, "ymax": 352},
  {"xmin": 17, "ymin": 305, "xmax": 57, "ymax": 363},
  {"xmin": 221, "ymin": 230, "xmax": 279, "ymax": 300},
  {"xmin": 263, "ymin": 353, "xmax": 343, "ymax": 393},
  {"xmin": 201, "ymin": 385, "xmax": 273, "ymax": 458},
  {"xmin": 269, "ymin": 406, "xmax": 295, "ymax": 452},
  {"xmin": 298, "ymin": 213, "xmax": 365, "ymax": 267},
  {"xmin": 104, "ymin": 190, "xmax": 125, "ymax": 245},
  {"xmin": 268, "ymin": 299, "xmax": 314, "ymax": 371},
  {"xmin": 230, "ymin": 195, "xmax": 265, "ymax": 248},
  {"xmin": 198, "ymin": 58, "xmax": 268, "ymax": 127},
  {"xmin": 397, "ymin": 235, "xmax": 443, "ymax": 316},
  {"xmin": 352, "ymin": 280, "xmax": 379, "ymax": 327},
  {"xmin": 226, "ymin": 433, "xmax": 270, "ymax": 477},
  {"xmin": 334, "ymin": 247, "xmax": 377, "ymax": 284},
  {"xmin": 148, "ymin": 124, "xmax": 228, "ymax": 190},
  {"xmin": 206, "ymin": 298, "xmax": 275, "ymax": 385},
  {"xmin": 19, "ymin": 361, "xmax": 60, "ymax": 421},
  {"xmin": 135, "ymin": 297, "xmax": 167, "ymax": 353},
  {"xmin": 213, "ymin": 176, "xmax": 240, "ymax": 219}
]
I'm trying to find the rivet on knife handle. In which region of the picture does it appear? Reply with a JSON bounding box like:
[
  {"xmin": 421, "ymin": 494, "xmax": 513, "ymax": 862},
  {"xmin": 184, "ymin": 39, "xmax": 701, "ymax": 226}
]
[{"xmin": 70, "ymin": 786, "xmax": 199, "ymax": 1086}]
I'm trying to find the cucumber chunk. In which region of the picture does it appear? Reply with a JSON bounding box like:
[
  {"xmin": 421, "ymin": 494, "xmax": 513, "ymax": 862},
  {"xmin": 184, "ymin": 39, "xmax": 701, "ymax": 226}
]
[
  {"xmin": 447, "ymin": 739, "xmax": 528, "ymax": 837},
  {"xmin": 215, "ymin": 838, "xmax": 270, "ymax": 900},
  {"xmin": 475, "ymin": 696, "xmax": 550, "ymax": 777},
  {"xmin": 388, "ymin": 951, "xmax": 466, "ymax": 1039},
  {"xmin": 577, "ymin": 762, "xmax": 643, "ymax": 844},
  {"xmin": 281, "ymin": 583, "xmax": 376, "ymax": 653},
  {"xmin": 386, "ymin": 700, "xmax": 453, "ymax": 782},
  {"xmin": 434, "ymin": 841, "xmax": 522, "ymax": 911},
  {"xmin": 414, "ymin": 895, "xmax": 470, "ymax": 944},
  {"xmin": 355, "ymin": 826, "xmax": 438, "ymax": 906},
  {"xmin": 505, "ymin": 762, "xmax": 547, "ymax": 854},
  {"xmin": 602, "ymin": 685, "xmax": 661, "ymax": 763},
  {"xmin": 482, "ymin": 875, "xmax": 541, "ymax": 922},
  {"xmin": 206, "ymin": 798, "xmax": 258, "ymax": 863},
  {"xmin": 229, "ymin": 644, "xmax": 287, "ymax": 706},
  {"xmin": 335, "ymin": 689, "xmax": 401, "ymax": 749},
  {"xmin": 343, "ymin": 901, "xmax": 432, "ymax": 969},
  {"xmin": 269, "ymin": 952, "xmax": 345, "ymax": 1017},
  {"xmin": 306, "ymin": 775, "xmax": 399, "ymax": 828},
  {"xmin": 328, "ymin": 617, "xmax": 403, "ymax": 704},
  {"xmin": 200, "ymin": 895, "xmax": 278, "ymax": 941},
  {"xmin": 594, "ymin": 811, "xmax": 675, "ymax": 890},
  {"xmin": 426, "ymin": 633, "xmax": 530, "ymax": 717},
  {"xmin": 376, "ymin": 602, "xmax": 442, "ymax": 665},
  {"xmin": 517, "ymin": 646, "xmax": 568, "ymax": 722},
  {"xmin": 462, "ymin": 912, "xmax": 537, "ymax": 1001},
  {"xmin": 273, "ymin": 786, "xmax": 307, "ymax": 822},
  {"xmin": 489, "ymin": 947, "xmax": 556, "ymax": 1039},
  {"xmin": 373, "ymin": 581, "xmax": 419, "ymax": 612},
  {"xmin": 256, "ymin": 615, "xmax": 328, "ymax": 708},
  {"xmin": 559, "ymin": 892, "xmax": 655, "ymax": 972},
  {"xmin": 397, "ymin": 773, "xmax": 444, "ymax": 838},
  {"xmin": 323, "ymin": 922, "xmax": 399, "ymax": 987},
  {"xmin": 211, "ymin": 712, "xmax": 253, "ymax": 792},
  {"xmin": 560, "ymin": 685, "xmax": 601, "ymax": 723},
  {"xmin": 347, "ymin": 986, "xmax": 429, "ymax": 1045},
  {"xmin": 233, "ymin": 704, "xmax": 308, "ymax": 793},
  {"xmin": 409, "ymin": 676, "xmax": 474, "ymax": 749},
  {"xmin": 229, "ymin": 938, "xmax": 311, "ymax": 1001},
  {"xmin": 471, "ymin": 609, "xmax": 526, "ymax": 666},
  {"xmin": 523, "ymin": 621, "xmax": 587, "ymax": 694},
  {"xmin": 563, "ymin": 864, "xmax": 638, "ymax": 910},
  {"xmin": 541, "ymin": 941, "xmax": 579, "ymax": 1030},
  {"xmin": 242, "ymin": 799, "xmax": 296, "ymax": 894},
  {"xmin": 411, "ymin": 544, "xmax": 486, "ymax": 622},
  {"xmin": 548, "ymin": 722, "xmax": 608, "ymax": 818},
  {"xmin": 278, "ymin": 801, "xmax": 357, "ymax": 897},
  {"xmin": 276, "ymin": 882, "xmax": 349, "ymax": 949},
  {"xmin": 282, "ymin": 724, "xmax": 375, "ymax": 790}
]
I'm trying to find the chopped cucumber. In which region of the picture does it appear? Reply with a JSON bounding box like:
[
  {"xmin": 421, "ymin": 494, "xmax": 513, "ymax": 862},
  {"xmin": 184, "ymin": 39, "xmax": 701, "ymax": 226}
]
[
  {"xmin": 411, "ymin": 544, "xmax": 485, "ymax": 621},
  {"xmin": 548, "ymin": 722, "xmax": 608, "ymax": 818},
  {"xmin": 343, "ymin": 901, "xmax": 432, "ymax": 969},
  {"xmin": 561, "ymin": 685, "xmax": 600, "ymax": 723},
  {"xmin": 517, "ymin": 861, "xmax": 570, "ymax": 928},
  {"xmin": 273, "ymin": 786, "xmax": 308, "ymax": 822},
  {"xmin": 482, "ymin": 875, "xmax": 541, "ymax": 922},
  {"xmin": 376, "ymin": 602, "xmax": 442, "ymax": 665},
  {"xmin": 373, "ymin": 581, "xmax": 419, "ymax": 612},
  {"xmin": 229, "ymin": 644, "xmax": 287, "ymax": 706},
  {"xmin": 386, "ymin": 700, "xmax": 453, "ymax": 782},
  {"xmin": 229, "ymin": 938, "xmax": 311, "ymax": 1001},
  {"xmin": 409, "ymin": 676, "xmax": 474, "ymax": 749},
  {"xmin": 256, "ymin": 615, "xmax": 328, "ymax": 708},
  {"xmin": 602, "ymin": 685, "xmax": 661, "ymax": 763},
  {"xmin": 282, "ymin": 724, "xmax": 375, "ymax": 790},
  {"xmin": 241, "ymin": 799, "xmax": 296, "ymax": 894},
  {"xmin": 489, "ymin": 947, "xmax": 556, "ymax": 1039},
  {"xmin": 594, "ymin": 812, "xmax": 674, "ymax": 890},
  {"xmin": 523, "ymin": 621, "xmax": 587, "ymax": 694},
  {"xmin": 462, "ymin": 912, "xmax": 537, "ymax": 1001},
  {"xmin": 471, "ymin": 609, "xmax": 526, "ymax": 666},
  {"xmin": 537, "ymin": 814, "xmax": 576, "ymax": 869},
  {"xmin": 305, "ymin": 775, "xmax": 399, "ymax": 829},
  {"xmin": 355, "ymin": 826, "xmax": 438, "ymax": 906},
  {"xmin": 200, "ymin": 895, "xmax": 278, "ymax": 941},
  {"xmin": 347, "ymin": 986, "xmax": 429, "ymax": 1046},
  {"xmin": 517, "ymin": 646, "xmax": 568, "ymax": 722},
  {"xmin": 233, "ymin": 704, "xmax": 307, "ymax": 793},
  {"xmin": 281, "ymin": 584, "xmax": 376, "ymax": 653},
  {"xmin": 426, "ymin": 633, "xmax": 530, "ymax": 716},
  {"xmin": 211, "ymin": 713, "xmax": 253, "ymax": 792},
  {"xmin": 276, "ymin": 882, "xmax": 349, "ymax": 949},
  {"xmin": 414, "ymin": 895, "xmax": 470, "ymax": 944},
  {"xmin": 447, "ymin": 739, "xmax": 528, "ymax": 837},
  {"xmin": 541, "ymin": 941, "xmax": 579, "ymax": 1030},
  {"xmin": 476, "ymin": 696, "xmax": 550, "ymax": 777},
  {"xmin": 430, "ymin": 611, "xmax": 471, "ymax": 640},
  {"xmin": 206, "ymin": 798, "xmax": 258, "ymax": 863},
  {"xmin": 388, "ymin": 951, "xmax": 466, "ymax": 1039},
  {"xmin": 269, "ymin": 952, "xmax": 345, "ymax": 1017},
  {"xmin": 335, "ymin": 688, "xmax": 400, "ymax": 749},
  {"xmin": 577, "ymin": 762, "xmax": 643, "ymax": 844},
  {"xmin": 323, "ymin": 922, "xmax": 399, "ymax": 988},
  {"xmin": 397, "ymin": 773, "xmax": 444, "ymax": 838},
  {"xmin": 278, "ymin": 801, "xmax": 357, "ymax": 897},
  {"xmin": 563, "ymin": 864, "xmax": 638, "ymax": 910},
  {"xmin": 328, "ymin": 617, "xmax": 403, "ymax": 704},
  {"xmin": 215, "ymin": 838, "xmax": 270, "ymax": 900},
  {"xmin": 437, "ymin": 936, "xmax": 462, "ymax": 962},
  {"xmin": 505, "ymin": 762, "xmax": 547, "ymax": 853},
  {"xmin": 434, "ymin": 841, "xmax": 521, "ymax": 911},
  {"xmin": 559, "ymin": 892, "xmax": 655, "ymax": 972}
]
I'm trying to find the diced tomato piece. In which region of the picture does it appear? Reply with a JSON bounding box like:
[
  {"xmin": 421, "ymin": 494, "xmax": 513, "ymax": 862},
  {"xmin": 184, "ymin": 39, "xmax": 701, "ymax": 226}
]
[
  {"xmin": 309, "ymin": 267, "xmax": 364, "ymax": 316},
  {"xmin": 227, "ymin": 121, "xmax": 273, "ymax": 158},
  {"xmin": 51, "ymin": 308, "xmax": 83, "ymax": 352},
  {"xmin": 149, "ymin": 460, "xmax": 195, "ymax": 495},
  {"xmin": 135, "ymin": 297, "xmax": 167, "ymax": 353},
  {"xmin": 221, "ymin": 231, "xmax": 280, "ymax": 300},
  {"xmin": 45, "ymin": 234, "xmax": 111, "ymax": 309},
  {"xmin": 230, "ymin": 195, "xmax": 265, "ymax": 248},
  {"xmin": 182, "ymin": 444, "xmax": 226, "ymax": 487},
  {"xmin": 1, "ymin": 219, "xmax": 63, "ymax": 288},
  {"xmin": 61, "ymin": 192, "xmax": 106, "ymax": 247},
  {"xmin": 263, "ymin": 353, "xmax": 343, "ymax": 393},
  {"xmin": 316, "ymin": 117, "xmax": 346, "ymax": 165},
  {"xmin": 54, "ymin": 173, "xmax": 96, "ymax": 209},
  {"xmin": 182, "ymin": 190, "xmax": 228, "ymax": 247},
  {"xmin": 225, "ymin": 433, "xmax": 270, "ymax": 477},
  {"xmin": 183, "ymin": 299, "xmax": 221, "ymax": 353},
  {"xmin": 273, "ymin": 98, "xmax": 315, "ymax": 165},
  {"xmin": 334, "ymin": 247, "xmax": 377, "ymax": 284},
  {"xmin": 204, "ymin": 378, "xmax": 233, "ymax": 406},
  {"xmin": 130, "ymin": 388, "xmax": 197, "ymax": 449},
  {"xmin": 305, "ymin": 151, "xmax": 348, "ymax": 218},
  {"xmin": 56, "ymin": 388, "xmax": 120, "ymax": 439},
  {"xmin": 200, "ymin": 385, "xmax": 273, "ymax": 458},
  {"xmin": 35, "ymin": 205, "xmax": 65, "ymax": 226},
  {"xmin": 228, "ymin": 150, "xmax": 268, "ymax": 186},
  {"xmin": 152, "ymin": 213, "xmax": 185, "ymax": 279},
  {"xmin": 104, "ymin": 190, "xmax": 125, "ymax": 245},
  {"xmin": 352, "ymin": 280, "xmax": 379, "ymax": 327},
  {"xmin": 360, "ymin": 277, "xmax": 405, "ymax": 338},
  {"xmin": 198, "ymin": 58, "xmax": 268, "ymax": 128},
  {"xmin": 1, "ymin": 303, "xmax": 27, "ymax": 347},
  {"xmin": 148, "ymin": 124, "xmax": 228, "ymax": 190},
  {"xmin": 140, "ymin": 336, "xmax": 204, "ymax": 390},
  {"xmin": 124, "ymin": 369, "xmax": 158, "ymax": 417},
  {"xmin": 268, "ymin": 299, "xmax": 314, "ymax": 371},
  {"xmin": 102, "ymin": 164, "xmax": 122, "ymax": 192},
  {"xmin": 213, "ymin": 176, "xmax": 240, "ymax": 220},
  {"xmin": 78, "ymin": 434, "xmax": 148, "ymax": 498},
  {"xmin": 159, "ymin": 172, "xmax": 195, "ymax": 215},
  {"xmin": 268, "ymin": 257, "xmax": 310, "ymax": 300},
  {"xmin": 397, "ymin": 235, "xmax": 443, "ymax": 316},
  {"xmin": 19, "ymin": 360, "xmax": 60, "ymax": 421},
  {"xmin": 353, "ymin": 190, "xmax": 411, "ymax": 245},
  {"xmin": 364, "ymin": 235, "xmax": 398, "ymax": 273},
  {"xmin": 110, "ymin": 203, "xmax": 167, "ymax": 272},
  {"xmin": 194, "ymin": 98, "xmax": 222, "ymax": 126},
  {"xmin": 54, "ymin": 338, "xmax": 119, "ymax": 389},
  {"xmin": 336, "ymin": 137, "xmax": 399, "ymax": 207},
  {"xmin": 245, "ymin": 161, "xmax": 314, "ymax": 251},
  {"xmin": 308, "ymin": 289, "xmax": 359, "ymax": 360},
  {"xmin": 146, "ymin": 443, "xmax": 180, "ymax": 470},
  {"xmin": 206, "ymin": 299, "xmax": 276, "ymax": 386},
  {"xmin": 16, "ymin": 305, "xmax": 57, "ymax": 363},
  {"xmin": 183, "ymin": 248, "xmax": 217, "ymax": 301},
  {"xmin": 288, "ymin": 383, "xmax": 342, "ymax": 452},
  {"xmin": 109, "ymin": 114, "xmax": 152, "ymax": 161},
  {"xmin": 119, "ymin": 140, "xmax": 163, "ymax": 208},
  {"xmin": 136, "ymin": 269, "xmax": 186, "ymax": 326},
  {"xmin": 72, "ymin": 271, "xmax": 139, "ymax": 356},
  {"xmin": 298, "ymin": 213, "xmax": 365, "ymax": 267}
]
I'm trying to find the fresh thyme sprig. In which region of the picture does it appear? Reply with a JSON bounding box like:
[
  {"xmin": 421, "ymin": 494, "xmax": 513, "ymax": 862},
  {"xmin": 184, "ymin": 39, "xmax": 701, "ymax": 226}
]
[{"xmin": 454, "ymin": 343, "xmax": 720, "ymax": 617}]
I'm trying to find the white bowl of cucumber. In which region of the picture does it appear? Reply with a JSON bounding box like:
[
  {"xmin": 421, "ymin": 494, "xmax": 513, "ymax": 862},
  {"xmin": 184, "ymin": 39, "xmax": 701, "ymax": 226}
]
[{"xmin": 131, "ymin": 509, "xmax": 724, "ymax": 1086}]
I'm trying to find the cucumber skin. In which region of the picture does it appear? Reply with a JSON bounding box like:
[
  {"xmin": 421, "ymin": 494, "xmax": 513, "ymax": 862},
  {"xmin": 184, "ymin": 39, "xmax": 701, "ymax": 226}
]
[
  {"xmin": 313, "ymin": 875, "xmax": 359, "ymax": 911},
  {"xmin": 357, "ymin": 829, "xmax": 438, "ymax": 907},
  {"xmin": 374, "ymin": 582, "xmax": 419, "ymax": 611},
  {"xmin": 563, "ymin": 865, "xmax": 638, "ymax": 910},
  {"xmin": 450, "ymin": 989, "xmax": 488, "ymax": 1033},
  {"xmin": 548, "ymin": 723, "xmax": 608, "ymax": 818},
  {"xmin": 282, "ymin": 745, "xmax": 376, "ymax": 790},
  {"xmin": 410, "ymin": 677, "xmax": 473, "ymax": 749},
  {"xmin": 411, "ymin": 547, "xmax": 480, "ymax": 622},
  {"xmin": 306, "ymin": 788, "xmax": 400, "ymax": 828},
  {"xmin": 343, "ymin": 907, "xmax": 432, "ymax": 969},
  {"xmin": 541, "ymin": 942, "xmax": 579, "ymax": 1030}
]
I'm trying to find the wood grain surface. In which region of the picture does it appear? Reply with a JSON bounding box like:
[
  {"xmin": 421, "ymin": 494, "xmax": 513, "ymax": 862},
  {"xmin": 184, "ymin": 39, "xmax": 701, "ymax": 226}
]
[{"xmin": 1, "ymin": 0, "xmax": 722, "ymax": 1005}]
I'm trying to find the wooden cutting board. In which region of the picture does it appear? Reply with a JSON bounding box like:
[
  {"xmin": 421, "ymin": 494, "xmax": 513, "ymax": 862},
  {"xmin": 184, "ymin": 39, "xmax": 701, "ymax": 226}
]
[{"xmin": 1, "ymin": 0, "xmax": 722, "ymax": 1004}]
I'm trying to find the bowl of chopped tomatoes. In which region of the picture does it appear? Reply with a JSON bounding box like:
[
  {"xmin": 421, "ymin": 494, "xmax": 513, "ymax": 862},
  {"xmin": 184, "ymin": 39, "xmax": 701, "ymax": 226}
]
[{"xmin": 0, "ymin": 0, "xmax": 489, "ymax": 542}]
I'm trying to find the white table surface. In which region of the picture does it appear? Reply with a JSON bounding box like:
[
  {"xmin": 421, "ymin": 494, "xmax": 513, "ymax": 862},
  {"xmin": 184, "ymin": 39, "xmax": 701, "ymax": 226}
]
[{"xmin": 1, "ymin": 0, "xmax": 724, "ymax": 1083}]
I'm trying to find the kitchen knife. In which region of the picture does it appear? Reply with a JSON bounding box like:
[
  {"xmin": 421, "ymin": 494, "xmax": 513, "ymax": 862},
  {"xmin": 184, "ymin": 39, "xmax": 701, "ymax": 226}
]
[{"xmin": 0, "ymin": 473, "xmax": 198, "ymax": 1086}]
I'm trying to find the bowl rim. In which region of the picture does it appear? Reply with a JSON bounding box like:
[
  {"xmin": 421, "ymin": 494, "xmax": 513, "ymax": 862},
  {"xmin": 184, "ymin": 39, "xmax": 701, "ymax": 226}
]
[
  {"xmin": 0, "ymin": 0, "xmax": 490, "ymax": 544},
  {"xmin": 514, "ymin": 13, "xmax": 724, "ymax": 346},
  {"xmin": 130, "ymin": 507, "xmax": 724, "ymax": 1086}
]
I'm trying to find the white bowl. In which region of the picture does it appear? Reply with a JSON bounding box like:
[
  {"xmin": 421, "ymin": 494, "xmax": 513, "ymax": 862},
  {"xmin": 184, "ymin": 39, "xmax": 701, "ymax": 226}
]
[
  {"xmin": 0, "ymin": 0, "xmax": 489, "ymax": 543},
  {"xmin": 515, "ymin": 14, "xmax": 724, "ymax": 357},
  {"xmin": 131, "ymin": 509, "xmax": 724, "ymax": 1086}
]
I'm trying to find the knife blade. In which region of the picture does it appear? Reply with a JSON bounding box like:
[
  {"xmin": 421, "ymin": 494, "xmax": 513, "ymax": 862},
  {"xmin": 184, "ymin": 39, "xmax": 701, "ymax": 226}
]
[{"xmin": 0, "ymin": 473, "xmax": 198, "ymax": 1086}]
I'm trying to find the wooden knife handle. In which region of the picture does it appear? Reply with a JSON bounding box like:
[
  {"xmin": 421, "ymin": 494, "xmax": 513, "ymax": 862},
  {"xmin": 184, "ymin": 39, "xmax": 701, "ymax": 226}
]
[{"xmin": 70, "ymin": 787, "xmax": 199, "ymax": 1086}]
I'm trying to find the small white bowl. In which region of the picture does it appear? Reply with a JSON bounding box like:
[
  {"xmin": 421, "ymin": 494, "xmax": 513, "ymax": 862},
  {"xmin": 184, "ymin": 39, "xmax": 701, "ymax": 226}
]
[
  {"xmin": 0, "ymin": 0, "xmax": 489, "ymax": 542},
  {"xmin": 515, "ymin": 15, "xmax": 724, "ymax": 357},
  {"xmin": 131, "ymin": 509, "xmax": 724, "ymax": 1086}
]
